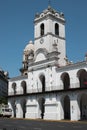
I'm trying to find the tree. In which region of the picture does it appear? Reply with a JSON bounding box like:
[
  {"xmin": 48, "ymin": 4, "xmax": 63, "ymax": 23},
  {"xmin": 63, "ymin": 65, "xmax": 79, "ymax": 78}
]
[{"xmin": 0, "ymin": 96, "xmax": 7, "ymax": 104}]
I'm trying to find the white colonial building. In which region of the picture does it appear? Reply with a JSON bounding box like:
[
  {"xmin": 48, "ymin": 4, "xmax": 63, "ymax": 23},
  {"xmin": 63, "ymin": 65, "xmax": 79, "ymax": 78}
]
[{"xmin": 8, "ymin": 6, "xmax": 87, "ymax": 121}]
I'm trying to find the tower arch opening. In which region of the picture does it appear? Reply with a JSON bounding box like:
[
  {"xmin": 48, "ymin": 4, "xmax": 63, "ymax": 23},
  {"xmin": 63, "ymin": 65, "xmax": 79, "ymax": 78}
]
[
  {"xmin": 40, "ymin": 23, "xmax": 44, "ymax": 36},
  {"xmin": 55, "ymin": 23, "xmax": 59, "ymax": 35}
]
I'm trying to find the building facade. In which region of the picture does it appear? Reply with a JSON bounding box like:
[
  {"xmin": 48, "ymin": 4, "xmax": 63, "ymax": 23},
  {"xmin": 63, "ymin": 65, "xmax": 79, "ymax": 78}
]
[
  {"xmin": 0, "ymin": 69, "xmax": 8, "ymax": 98},
  {"xmin": 8, "ymin": 6, "xmax": 87, "ymax": 121}
]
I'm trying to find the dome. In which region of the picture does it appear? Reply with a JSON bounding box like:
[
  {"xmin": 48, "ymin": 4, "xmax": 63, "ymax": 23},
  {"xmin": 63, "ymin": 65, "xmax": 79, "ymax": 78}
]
[{"xmin": 24, "ymin": 41, "xmax": 34, "ymax": 55}]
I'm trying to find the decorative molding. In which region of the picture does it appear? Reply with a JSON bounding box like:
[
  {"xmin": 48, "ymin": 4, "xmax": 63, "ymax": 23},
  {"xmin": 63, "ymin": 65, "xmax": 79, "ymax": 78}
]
[
  {"xmin": 28, "ymin": 57, "xmax": 59, "ymax": 72},
  {"xmin": 34, "ymin": 48, "xmax": 48, "ymax": 61},
  {"xmin": 34, "ymin": 13, "xmax": 65, "ymax": 24},
  {"xmin": 35, "ymin": 32, "xmax": 65, "ymax": 41}
]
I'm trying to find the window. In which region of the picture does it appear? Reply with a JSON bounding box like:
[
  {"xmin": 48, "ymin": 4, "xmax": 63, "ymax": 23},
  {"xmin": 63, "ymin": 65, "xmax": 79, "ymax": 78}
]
[
  {"xmin": 40, "ymin": 23, "xmax": 44, "ymax": 36},
  {"xmin": 55, "ymin": 23, "xmax": 59, "ymax": 35}
]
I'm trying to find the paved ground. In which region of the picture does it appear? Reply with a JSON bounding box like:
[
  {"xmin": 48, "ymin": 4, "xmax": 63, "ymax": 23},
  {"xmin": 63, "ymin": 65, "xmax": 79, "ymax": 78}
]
[{"xmin": 0, "ymin": 118, "xmax": 87, "ymax": 130}]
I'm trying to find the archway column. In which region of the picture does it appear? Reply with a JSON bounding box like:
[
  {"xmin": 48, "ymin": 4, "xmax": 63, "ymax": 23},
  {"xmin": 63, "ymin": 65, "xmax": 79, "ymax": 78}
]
[
  {"xmin": 76, "ymin": 76, "xmax": 80, "ymax": 88},
  {"xmin": 70, "ymin": 93, "xmax": 80, "ymax": 121},
  {"xmin": 16, "ymin": 100, "xmax": 23, "ymax": 118},
  {"xmin": 44, "ymin": 94, "xmax": 58, "ymax": 120},
  {"xmin": 44, "ymin": 103, "xmax": 58, "ymax": 120},
  {"xmin": 37, "ymin": 103, "xmax": 42, "ymax": 119},
  {"xmin": 60, "ymin": 79, "xmax": 63, "ymax": 89},
  {"xmin": 59, "ymin": 98, "xmax": 64, "ymax": 120}
]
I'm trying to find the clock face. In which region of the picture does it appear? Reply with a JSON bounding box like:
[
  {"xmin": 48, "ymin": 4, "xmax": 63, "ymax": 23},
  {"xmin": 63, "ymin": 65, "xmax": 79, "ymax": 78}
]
[{"xmin": 40, "ymin": 38, "xmax": 44, "ymax": 44}]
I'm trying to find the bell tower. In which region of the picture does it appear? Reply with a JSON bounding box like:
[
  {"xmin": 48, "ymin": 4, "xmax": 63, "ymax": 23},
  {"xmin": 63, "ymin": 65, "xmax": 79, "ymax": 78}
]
[{"xmin": 34, "ymin": 6, "xmax": 66, "ymax": 66}]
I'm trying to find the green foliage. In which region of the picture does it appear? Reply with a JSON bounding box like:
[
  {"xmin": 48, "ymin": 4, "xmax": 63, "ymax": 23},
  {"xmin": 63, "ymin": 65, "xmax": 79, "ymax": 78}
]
[{"xmin": 0, "ymin": 97, "xmax": 7, "ymax": 104}]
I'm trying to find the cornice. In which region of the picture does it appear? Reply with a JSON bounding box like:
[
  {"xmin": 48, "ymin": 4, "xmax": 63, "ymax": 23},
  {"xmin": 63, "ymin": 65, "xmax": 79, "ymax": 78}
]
[
  {"xmin": 9, "ymin": 75, "xmax": 28, "ymax": 82},
  {"xmin": 56, "ymin": 61, "xmax": 87, "ymax": 72},
  {"xmin": 8, "ymin": 87, "xmax": 87, "ymax": 98},
  {"xmin": 35, "ymin": 32, "xmax": 65, "ymax": 41},
  {"xmin": 28, "ymin": 56, "xmax": 59, "ymax": 72},
  {"xmin": 34, "ymin": 13, "xmax": 65, "ymax": 24}
]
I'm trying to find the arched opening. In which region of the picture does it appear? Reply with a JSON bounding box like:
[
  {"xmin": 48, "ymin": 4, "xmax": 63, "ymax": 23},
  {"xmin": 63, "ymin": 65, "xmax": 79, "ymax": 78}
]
[
  {"xmin": 80, "ymin": 94, "xmax": 87, "ymax": 120},
  {"xmin": 40, "ymin": 23, "xmax": 44, "ymax": 36},
  {"xmin": 61, "ymin": 73, "xmax": 70, "ymax": 90},
  {"xmin": 77, "ymin": 69, "xmax": 87, "ymax": 88},
  {"xmin": 21, "ymin": 81, "xmax": 27, "ymax": 94},
  {"xmin": 12, "ymin": 100, "xmax": 16, "ymax": 118},
  {"xmin": 64, "ymin": 95, "xmax": 70, "ymax": 120},
  {"xmin": 21, "ymin": 99, "xmax": 26, "ymax": 118},
  {"xmin": 12, "ymin": 82, "xmax": 16, "ymax": 95},
  {"xmin": 38, "ymin": 97, "xmax": 45, "ymax": 119},
  {"xmin": 55, "ymin": 23, "xmax": 59, "ymax": 35},
  {"xmin": 39, "ymin": 75, "xmax": 45, "ymax": 92}
]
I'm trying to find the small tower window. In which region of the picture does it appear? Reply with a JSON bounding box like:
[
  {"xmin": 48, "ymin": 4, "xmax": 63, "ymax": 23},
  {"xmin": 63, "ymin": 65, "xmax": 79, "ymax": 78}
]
[
  {"xmin": 40, "ymin": 23, "xmax": 44, "ymax": 36},
  {"xmin": 55, "ymin": 23, "xmax": 59, "ymax": 35}
]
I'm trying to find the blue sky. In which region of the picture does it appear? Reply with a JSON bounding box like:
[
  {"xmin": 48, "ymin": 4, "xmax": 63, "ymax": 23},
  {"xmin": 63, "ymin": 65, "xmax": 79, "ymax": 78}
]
[{"xmin": 0, "ymin": 0, "xmax": 87, "ymax": 77}]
